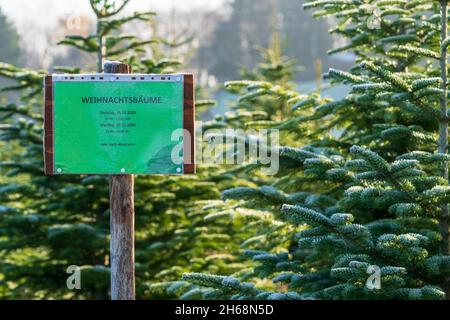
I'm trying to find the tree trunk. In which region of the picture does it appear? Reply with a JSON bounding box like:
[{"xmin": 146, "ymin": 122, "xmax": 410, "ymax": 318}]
[{"xmin": 439, "ymin": 0, "xmax": 450, "ymax": 298}]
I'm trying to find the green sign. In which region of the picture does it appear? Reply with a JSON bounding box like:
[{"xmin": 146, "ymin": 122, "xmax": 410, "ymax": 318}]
[{"xmin": 44, "ymin": 74, "xmax": 195, "ymax": 175}]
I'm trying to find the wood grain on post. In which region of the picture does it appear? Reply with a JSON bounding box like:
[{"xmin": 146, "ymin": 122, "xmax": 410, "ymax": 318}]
[
  {"xmin": 105, "ymin": 61, "xmax": 135, "ymax": 300},
  {"xmin": 43, "ymin": 76, "xmax": 54, "ymax": 175}
]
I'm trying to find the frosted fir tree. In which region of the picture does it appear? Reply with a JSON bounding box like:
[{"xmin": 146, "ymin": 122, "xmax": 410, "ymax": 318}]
[{"xmin": 181, "ymin": 0, "xmax": 450, "ymax": 300}]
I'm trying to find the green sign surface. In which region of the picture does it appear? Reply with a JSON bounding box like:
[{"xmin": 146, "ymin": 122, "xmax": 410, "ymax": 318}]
[{"xmin": 52, "ymin": 80, "xmax": 184, "ymax": 174}]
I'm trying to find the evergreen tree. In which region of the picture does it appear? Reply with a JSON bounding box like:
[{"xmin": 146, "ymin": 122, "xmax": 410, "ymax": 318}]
[
  {"xmin": 181, "ymin": 0, "xmax": 450, "ymax": 300},
  {"xmin": 0, "ymin": 7, "xmax": 22, "ymax": 66},
  {"xmin": 0, "ymin": 0, "xmax": 246, "ymax": 299}
]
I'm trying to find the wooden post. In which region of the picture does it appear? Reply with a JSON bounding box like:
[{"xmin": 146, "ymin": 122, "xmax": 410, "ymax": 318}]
[{"xmin": 104, "ymin": 61, "xmax": 135, "ymax": 300}]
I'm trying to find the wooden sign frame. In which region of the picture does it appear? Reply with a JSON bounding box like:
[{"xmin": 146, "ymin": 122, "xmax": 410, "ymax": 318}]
[{"xmin": 43, "ymin": 74, "xmax": 195, "ymax": 175}]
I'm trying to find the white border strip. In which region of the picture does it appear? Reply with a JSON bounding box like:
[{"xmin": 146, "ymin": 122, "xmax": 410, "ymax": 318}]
[{"xmin": 52, "ymin": 74, "xmax": 185, "ymax": 82}]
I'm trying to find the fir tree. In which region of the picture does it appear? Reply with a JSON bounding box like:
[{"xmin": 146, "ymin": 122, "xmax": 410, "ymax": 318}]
[
  {"xmin": 181, "ymin": 0, "xmax": 450, "ymax": 300},
  {"xmin": 0, "ymin": 0, "xmax": 246, "ymax": 299}
]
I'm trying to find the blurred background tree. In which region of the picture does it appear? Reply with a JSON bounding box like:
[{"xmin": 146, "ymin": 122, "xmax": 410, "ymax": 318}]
[
  {"xmin": 195, "ymin": 0, "xmax": 333, "ymax": 82},
  {"xmin": 0, "ymin": 0, "xmax": 340, "ymax": 85},
  {"xmin": 0, "ymin": 7, "xmax": 22, "ymax": 67}
]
